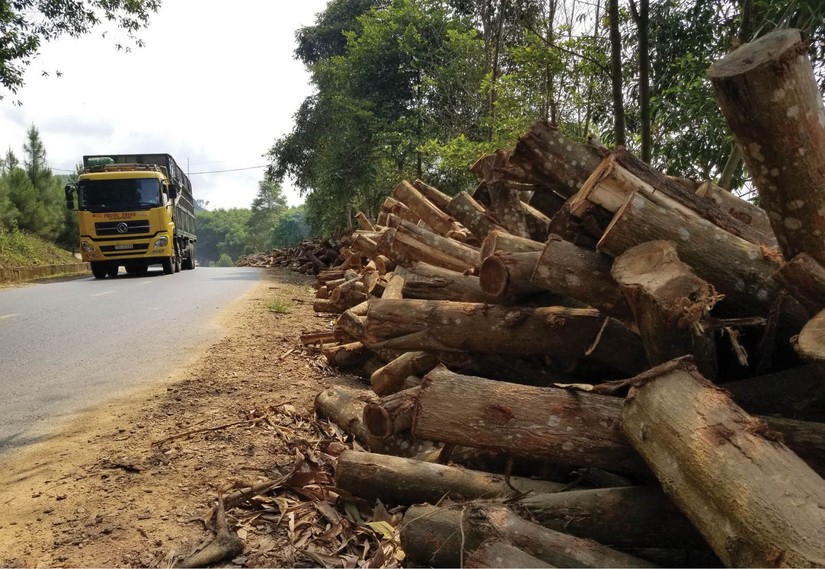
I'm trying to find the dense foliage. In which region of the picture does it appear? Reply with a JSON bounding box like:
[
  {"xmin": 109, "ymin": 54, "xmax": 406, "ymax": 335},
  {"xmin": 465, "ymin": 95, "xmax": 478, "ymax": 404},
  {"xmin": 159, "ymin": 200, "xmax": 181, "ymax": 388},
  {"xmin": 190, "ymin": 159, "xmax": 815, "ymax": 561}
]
[{"xmin": 268, "ymin": 0, "xmax": 825, "ymax": 235}]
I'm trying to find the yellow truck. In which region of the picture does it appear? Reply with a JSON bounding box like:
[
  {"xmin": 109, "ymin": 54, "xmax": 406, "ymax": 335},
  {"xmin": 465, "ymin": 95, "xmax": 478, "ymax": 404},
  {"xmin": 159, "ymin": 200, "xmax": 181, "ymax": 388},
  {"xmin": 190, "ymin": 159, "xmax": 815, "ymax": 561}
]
[{"xmin": 65, "ymin": 153, "xmax": 197, "ymax": 278}]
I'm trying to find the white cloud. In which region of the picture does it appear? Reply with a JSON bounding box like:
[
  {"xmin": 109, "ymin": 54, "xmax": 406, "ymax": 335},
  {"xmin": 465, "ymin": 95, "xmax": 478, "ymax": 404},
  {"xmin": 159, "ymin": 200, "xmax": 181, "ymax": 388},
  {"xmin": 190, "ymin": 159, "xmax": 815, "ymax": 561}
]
[{"xmin": 0, "ymin": 0, "xmax": 328, "ymax": 210}]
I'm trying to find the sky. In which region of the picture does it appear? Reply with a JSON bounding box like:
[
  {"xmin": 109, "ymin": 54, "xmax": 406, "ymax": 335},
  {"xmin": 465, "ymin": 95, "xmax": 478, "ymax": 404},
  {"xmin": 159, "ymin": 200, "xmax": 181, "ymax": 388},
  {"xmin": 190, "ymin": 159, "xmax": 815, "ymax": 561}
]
[{"xmin": 0, "ymin": 0, "xmax": 331, "ymax": 210}]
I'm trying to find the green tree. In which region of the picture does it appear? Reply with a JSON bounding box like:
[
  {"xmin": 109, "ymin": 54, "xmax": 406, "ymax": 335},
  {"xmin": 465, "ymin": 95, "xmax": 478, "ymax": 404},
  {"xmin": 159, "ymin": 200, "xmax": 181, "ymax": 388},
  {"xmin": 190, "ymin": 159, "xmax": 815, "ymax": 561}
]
[
  {"xmin": 272, "ymin": 206, "xmax": 311, "ymax": 248},
  {"xmin": 194, "ymin": 208, "xmax": 252, "ymax": 265},
  {"xmin": 245, "ymin": 178, "xmax": 288, "ymax": 252},
  {"xmin": 0, "ymin": 0, "xmax": 161, "ymax": 102}
]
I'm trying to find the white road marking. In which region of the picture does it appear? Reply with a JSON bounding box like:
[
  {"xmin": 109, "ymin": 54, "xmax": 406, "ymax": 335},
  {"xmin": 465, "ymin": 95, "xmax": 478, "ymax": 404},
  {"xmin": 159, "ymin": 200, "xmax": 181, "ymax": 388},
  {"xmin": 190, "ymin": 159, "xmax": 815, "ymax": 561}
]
[
  {"xmin": 0, "ymin": 313, "xmax": 19, "ymax": 320},
  {"xmin": 90, "ymin": 291, "xmax": 113, "ymax": 297}
]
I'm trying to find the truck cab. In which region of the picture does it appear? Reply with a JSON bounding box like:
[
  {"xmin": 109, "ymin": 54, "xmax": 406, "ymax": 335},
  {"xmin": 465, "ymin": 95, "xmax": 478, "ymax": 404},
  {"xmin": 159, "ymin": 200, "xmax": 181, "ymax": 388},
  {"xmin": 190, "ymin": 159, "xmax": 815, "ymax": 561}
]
[{"xmin": 65, "ymin": 154, "xmax": 196, "ymax": 278}]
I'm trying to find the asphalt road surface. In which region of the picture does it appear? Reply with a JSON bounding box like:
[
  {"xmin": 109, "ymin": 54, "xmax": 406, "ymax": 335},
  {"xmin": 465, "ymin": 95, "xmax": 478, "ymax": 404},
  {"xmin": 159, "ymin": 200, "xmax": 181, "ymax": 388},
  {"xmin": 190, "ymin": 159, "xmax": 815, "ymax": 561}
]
[{"xmin": 0, "ymin": 266, "xmax": 261, "ymax": 455}]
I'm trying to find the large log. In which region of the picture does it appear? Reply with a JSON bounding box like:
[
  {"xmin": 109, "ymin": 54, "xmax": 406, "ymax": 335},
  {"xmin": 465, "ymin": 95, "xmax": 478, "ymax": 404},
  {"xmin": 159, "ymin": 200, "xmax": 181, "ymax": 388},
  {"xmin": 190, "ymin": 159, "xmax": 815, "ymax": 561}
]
[
  {"xmin": 516, "ymin": 486, "xmax": 707, "ymax": 550},
  {"xmin": 612, "ymin": 240, "xmax": 719, "ymax": 378},
  {"xmin": 393, "ymin": 180, "xmax": 473, "ymax": 242},
  {"xmin": 413, "ymin": 365, "xmax": 649, "ymax": 476},
  {"xmin": 400, "ymin": 503, "xmax": 655, "ymax": 568},
  {"xmin": 509, "ymin": 120, "xmax": 604, "ymax": 199},
  {"xmin": 334, "ymin": 450, "xmax": 566, "ymax": 505},
  {"xmin": 445, "ymin": 191, "xmax": 507, "ymax": 242},
  {"xmin": 370, "ymin": 351, "xmax": 439, "ymax": 396},
  {"xmin": 598, "ymin": 191, "xmax": 807, "ymax": 334},
  {"xmin": 695, "ymin": 181, "xmax": 775, "ymax": 243},
  {"xmin": 362, "ymin": 386, "xmax": 419, "ymax": 438},
  {"xmin": 362, "ymin": 299, "xmax": 648, "ymax": 376},
  {"xmin": 796, "ymin": 309, "xmax": 825, "ymax": 366},
  {"xmin": 478, "ymin": 251, "xmax": 545, "ymax": 300},
  {"xmin": 466, "ymin": 542, "xmax": 553, "ymax": 569},
  {"xmin": 412, "ymin": 179, "xmax": 452, "ymax": 212},
  {"xmin": 402, "ymin": 262, "xmax": 498, "ymax": 303},
  {"xmin": 477, "ymin": 151, "xmax": 531, "ymax": 238},
  {"xmin": 722, "ymin": 363, "xmax": 825, "ymax": 421},
  {"xmin": 622, "ymin": 358, "xmax": 825, "ymax": 568},
  {"xmin": 392, "ymin": 220, "xmax": 480, "ymax": 272},
  {"xmin": 709, "ymin": 29, "xmax": 825, "ymax": 266},
  {"xmin": 532, "ymin": 234, "xmax": 632, "ymax": 320},
  {"xmin": 480, "ymin": 229, "xmax": 544, "ymax": 260},
  {"xmin": 775, "ymin": 253, "xmax": 825, "ymax": 316}
]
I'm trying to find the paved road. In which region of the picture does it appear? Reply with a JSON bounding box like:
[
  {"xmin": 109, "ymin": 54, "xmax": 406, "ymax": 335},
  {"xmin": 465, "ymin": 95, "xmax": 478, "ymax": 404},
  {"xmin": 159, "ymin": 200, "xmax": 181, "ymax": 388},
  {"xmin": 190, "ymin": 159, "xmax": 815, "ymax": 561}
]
[{"xmin": 0, "ymin": 267, "xmax": 261, "ymax": 454}]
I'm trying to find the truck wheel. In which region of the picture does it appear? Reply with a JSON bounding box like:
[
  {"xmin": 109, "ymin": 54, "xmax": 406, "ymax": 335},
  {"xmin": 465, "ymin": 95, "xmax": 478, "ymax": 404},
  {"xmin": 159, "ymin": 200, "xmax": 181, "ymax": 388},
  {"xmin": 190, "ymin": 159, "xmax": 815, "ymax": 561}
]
[
  {"xmin": 162, "ymin": 256, "xmax": 174, "ymax": 274},
  {"xmin": 106, "ymin": 265, "xmax": 119, "ymax": 277},
  {"xmin": 91, "ymin": 262, "xmax": 107, "ymax": 279},
  {"xmin": 184, "ymin": 243, "xmax": 195, "ymax": 270},
  {"xmin": 174, "ymin": 242, "xmax": 182, "ymax": 273}
]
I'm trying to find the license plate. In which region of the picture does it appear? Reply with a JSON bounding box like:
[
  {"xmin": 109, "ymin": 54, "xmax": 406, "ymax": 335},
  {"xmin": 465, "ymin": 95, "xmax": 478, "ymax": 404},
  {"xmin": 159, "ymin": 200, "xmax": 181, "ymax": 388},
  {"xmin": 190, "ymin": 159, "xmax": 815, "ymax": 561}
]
[{"xmin": 114, "ymin": 244, "xmax": 134, "ymax": 250}]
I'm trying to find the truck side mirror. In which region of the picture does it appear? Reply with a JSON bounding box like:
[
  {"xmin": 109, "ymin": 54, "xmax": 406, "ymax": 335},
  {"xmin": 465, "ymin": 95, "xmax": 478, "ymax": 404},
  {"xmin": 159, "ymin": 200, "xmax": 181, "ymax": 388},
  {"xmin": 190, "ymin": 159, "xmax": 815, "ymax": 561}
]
[
  {"xmin": 64, "ymin": 184, "xmax": 76, "ymax": 210},
  {"xmin": 170, "ymin": 184, "xmax": 178, "ymax": 200}
]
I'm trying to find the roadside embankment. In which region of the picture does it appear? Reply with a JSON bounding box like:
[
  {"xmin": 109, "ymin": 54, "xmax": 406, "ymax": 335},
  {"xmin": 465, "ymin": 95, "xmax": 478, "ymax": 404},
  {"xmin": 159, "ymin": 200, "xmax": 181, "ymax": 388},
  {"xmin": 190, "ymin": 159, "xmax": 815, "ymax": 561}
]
[{"xmin": 0, "ymin": 263, "xmax": 89, "ymax": 284}]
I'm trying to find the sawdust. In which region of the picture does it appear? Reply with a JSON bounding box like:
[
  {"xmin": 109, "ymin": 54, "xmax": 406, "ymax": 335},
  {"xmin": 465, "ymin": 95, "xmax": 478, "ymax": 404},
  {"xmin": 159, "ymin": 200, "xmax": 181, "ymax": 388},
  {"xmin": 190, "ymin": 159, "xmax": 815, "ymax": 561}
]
[{"xmin": 0, "ymin": 268, "xmax": 366, "ymax": 568}]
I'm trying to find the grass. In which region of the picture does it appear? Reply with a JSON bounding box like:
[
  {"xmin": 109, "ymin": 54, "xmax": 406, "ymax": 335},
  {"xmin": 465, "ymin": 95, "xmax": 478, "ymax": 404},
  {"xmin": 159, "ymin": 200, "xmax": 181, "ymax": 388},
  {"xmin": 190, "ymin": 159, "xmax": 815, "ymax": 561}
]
[
  {"xmin": 267, "ymin": 299, "xmax": 293, "ymax": 314},
  {"xmin": 0, "ymin": 229, "xmax": 79, "ymax": 269}
]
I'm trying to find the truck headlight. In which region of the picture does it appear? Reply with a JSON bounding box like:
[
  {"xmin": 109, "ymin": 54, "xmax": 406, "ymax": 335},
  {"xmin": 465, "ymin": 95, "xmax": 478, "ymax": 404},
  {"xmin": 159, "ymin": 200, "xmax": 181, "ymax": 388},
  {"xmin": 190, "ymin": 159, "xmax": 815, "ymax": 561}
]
[
  {"xmin": 81, "ymin": 241, "xmax": 95, "ymax": 253},
  {"xmin": 153, "ymin": 236, "xmax": 169, "ymax": 248}
]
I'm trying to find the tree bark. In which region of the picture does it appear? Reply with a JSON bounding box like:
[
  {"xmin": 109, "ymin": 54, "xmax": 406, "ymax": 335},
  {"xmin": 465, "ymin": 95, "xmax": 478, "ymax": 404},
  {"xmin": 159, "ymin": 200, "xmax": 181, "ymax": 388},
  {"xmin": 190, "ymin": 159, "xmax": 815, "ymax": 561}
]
[
  {"xmin": 412, "ymin": 178, "xmax": 452, "ymax": 212},
  {"xmin": 362, "ymin": 386, "xmax": 420, "ymax": 438},
  {"xmin": 362, "ymin": 300, "xmax": 647, "ymax": 376},
  {"xmin": 608, "ymin": 0, "xmax": 626, "ymax": 147},
  {"xmin": 532, "ymin": 234, "xmax": 632, "ymax": 320},
  {"xmin": 480, "ymin": 229, "xmax": 544, "ymax": 261},
  {"xmin": 393, "ymin": 180, "xmax": 473, "ymax": 242},
  {"xmin": 598, "ymin": 191, "xmax": 807, "ymax": 334},
  {"xmin": 722, "ymin": 363, "xmax": 825, "ymax": 421},
  {"xmin": 355, "ymin": 211, "xmax": 376, "ymax": 231},
  {"xmin": 322, "ymin": 341, "xmax": 373, "ymax": 370},
  {"xmin": 446, "ymin": 190, "xmax": 507, "ymax": 243},
  {"xmin": 509, "ymin": 121, "xmax": 604, "ymax": 200},
  {"xmin": 400, "ymin": 503, "xmax": 655, "ymax": 568},
  {"xmin": 381, "ymin": 195, "xmax": 419, "ymax": 225},
  {"xmin": 402, "ymin": 262, "xmax": 498, "ymax": 303},
  {"xmin": 466, "ymin": 542, "xmax": 554, "ymax": 569},
  {"xmin": 370, "ymin": 351, "xmax": 440, "ymax": 396},
  {"xmin": 478, "ymin": 251, "xmax": 545, "ymax": 300},
  {"xmin": 775, "ymin": 252, "xmax": 825, "ymax": 316},
  {"xmin": 708, "ymin": 29, "xmax": 825, "ymax": 267},
  {"xmin": 695, "ymin": 180, "xmax": 775, "ymax": 243},
  {"xmin": 334, "ymin": 450, "xmax": 566, "ymax": 506},
  {"xmin": 622, "ymin": 358, "xmax": 825, "ymax": 568},
  {"xmin": 391, "ymin": 220, "xmax": 480, "ymax": 272},
  {"xmin": 413, "ymin": 365, "xmax": 649, "ymax": 476},
  {"xmin": 611, "ymin": 240, "xmax": 719, "ymax": 378},
  {"xmin": 516, "ymin": 485, "xmax": 707, "ymax": 550}
]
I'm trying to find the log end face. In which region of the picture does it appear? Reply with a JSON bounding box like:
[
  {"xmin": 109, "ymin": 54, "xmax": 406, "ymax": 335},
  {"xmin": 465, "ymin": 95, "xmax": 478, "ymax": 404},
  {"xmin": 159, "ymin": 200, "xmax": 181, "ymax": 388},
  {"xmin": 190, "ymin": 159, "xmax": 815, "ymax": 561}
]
[
  {"xmin": 708, "ymin": 29, "xmax": 803, "ymax": 79},
  {"xmin": 478, "ymin": 255, "xmax": 510, "ymax": 298}
]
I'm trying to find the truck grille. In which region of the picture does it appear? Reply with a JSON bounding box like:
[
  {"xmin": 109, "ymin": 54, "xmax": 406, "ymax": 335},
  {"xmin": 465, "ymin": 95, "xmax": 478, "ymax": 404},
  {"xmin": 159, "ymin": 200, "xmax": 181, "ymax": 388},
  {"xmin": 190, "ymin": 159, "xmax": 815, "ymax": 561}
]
[{"xmin": 95, "ymin": 220, "xmax": 151, "ymax": 235}]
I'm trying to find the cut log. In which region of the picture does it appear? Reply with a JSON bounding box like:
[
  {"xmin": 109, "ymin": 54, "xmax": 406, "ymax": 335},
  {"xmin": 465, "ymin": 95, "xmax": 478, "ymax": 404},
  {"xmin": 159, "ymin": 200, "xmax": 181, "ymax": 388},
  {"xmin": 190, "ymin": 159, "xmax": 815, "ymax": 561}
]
[
  {"xmin": 393, "ymin": 180, "xmax": 473, "ymax": 242},
  {"xmin": 312, "ymin": 298, "xmax": 345, "ymax": 314},
  {"xmin": 350, "ymin": 233, "xmax": 379, "ymax": 260},
  {"xmin": 478, "ymin": 251, "xmax": 545, "ymax": 300},
  {"xmin": 509, "ymin": 120, "xmax": 604, "ymax": 199},
  {"xmin": 402, "ymin": 262, "xmax": 498, "ymax": 303},
  {"xmin": 380, "ymin": 267, "xmax": 407, "ymax": 300},
  {"xmin": 466, "ymin": 542, "xmax": 553, "ymax": 569},
  {"xmin": 572, "ymin": 152, "xmax": 772, "ymax": 247},
  {"xmin": 709, "ymin": 29, "xmax": 825, "ymax": 266},
  {"xmin": 412, "ymin": 179, "xmax": 452, "ymax": 212},
  {"xmin": 528, "ymin": 189, "xmax": 566, "ymax": 219},
  {"xmin": 517, "ymin": 485, "xmax": 707, "ymax": 550},
  {"xmin": 362, "ymin": 299, "xmax": 648, "ymax": 376},
  {"xmin": 370, "ymin": 351, "xmax": 440, "ymax": 396},
  {"xmin": 532, "ymin": 234, "xmax": 632, "ymax": 320},
  {"xmin": 445, "ymin": 191, "xmax": 507, "ymax": 242},
  {"xmin": 329, "ymin": 277, "xmax": 369, "ymax": 309},
  {"xmin": 796, "ymin": 309, "xmax": 825, "ymax": 366},
  {"xmin": 612, "ymin": 240, "xmax": 719, "ymax": 378},
  {"xmin": 598, "ymin": 191, "xmax": 807, "ymax": 333},
  {"xmin": 355, "ymin": 211, "xmax": 376, "ymax": 231},
  {"xmin": 390, "ymin": 220, "xmax": 480, "ymax": 272},
  {"xmin": 334, "ymin": 301, "xmax": 369, "ymax": 341},
  {"xmin": 362, "ymin": 386, "xmax": 419, "ymax": 438},
  {"xmin": 479, "ymin": 229, "xmax": 545, "ymax": 261},
  {"xmin": 413, "ymin": 365, "xmax": 648, "ymax": 476},
  {"xmin": 381, "ymin": 195, "xmax": 419, "ymax": 225},
  {"xmin": 479, "ymin": 151, "xmax": 531, "ymax": 238},
  {"xmin": 695, "ymin": 181, "xmax": 775, "ymax": 243},
  {"xmin": 315, "ymin": 385, "xmax": 433, "ymax": 457},
  {"xmin": 322, "ymin": 341, "xmax": 373, "ymax": 370},
  {"xmin": 521, "ymin": 200, "xmax": 552, "ymax": 242},
  {"xmin": 776, "ymin": 253, "xmax": 825, "ymax": 316},
  {"xmin": 622, "ymin": 358, "xmax": 825, "ymax": 568},
  {"xmin": 400, "ymin": 503, "xmax": 655, "ymax": 568},
  {"xmin": 334, "ymin": 450, "xmax": 566, "ymax": 505}
]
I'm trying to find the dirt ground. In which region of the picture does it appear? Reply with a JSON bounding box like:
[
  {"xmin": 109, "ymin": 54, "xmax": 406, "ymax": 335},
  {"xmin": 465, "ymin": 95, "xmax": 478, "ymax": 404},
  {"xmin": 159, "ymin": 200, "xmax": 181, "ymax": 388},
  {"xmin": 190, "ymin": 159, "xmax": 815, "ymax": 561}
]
[{"xmin": 0, "ymin": 268, "xmax": 371, "ymax": 568}]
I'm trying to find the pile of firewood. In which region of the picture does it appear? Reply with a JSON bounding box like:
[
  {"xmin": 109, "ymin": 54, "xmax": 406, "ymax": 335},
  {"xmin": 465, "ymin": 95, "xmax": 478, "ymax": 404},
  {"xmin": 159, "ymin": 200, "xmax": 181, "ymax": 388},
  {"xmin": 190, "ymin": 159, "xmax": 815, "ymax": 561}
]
[
  {"xmin": 299, "ymin": 30, "xmax": 825, "ymax": 568},
  {"xmin": 236, "ymin": 237, "xmax": 349, "ymax": 274}
]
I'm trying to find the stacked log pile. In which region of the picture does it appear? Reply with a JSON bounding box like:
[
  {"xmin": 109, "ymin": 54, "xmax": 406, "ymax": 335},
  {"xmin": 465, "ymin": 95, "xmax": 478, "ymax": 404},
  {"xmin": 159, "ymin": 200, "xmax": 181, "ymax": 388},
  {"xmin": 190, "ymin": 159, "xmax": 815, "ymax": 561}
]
[
  {"xmin": 236, "ymin": 236, "xmax": 350, "ymax": 274},
  {"xmin": 299, "ymin": 29, "xmax": 825, "ymax": 568}
]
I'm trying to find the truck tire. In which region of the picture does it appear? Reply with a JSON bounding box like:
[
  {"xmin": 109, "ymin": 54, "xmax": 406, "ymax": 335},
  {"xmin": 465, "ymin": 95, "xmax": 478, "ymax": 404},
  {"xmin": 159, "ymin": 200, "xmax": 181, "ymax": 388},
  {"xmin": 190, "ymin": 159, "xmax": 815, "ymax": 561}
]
[
  {"xmin": 91, "ymin": 262, "xmax": 107, "ymax": 279},
  {"xmin": 184, "ymin": 243, "xmax": 195, "ymax": 270},
  {"xmin": 106, "ymin": 265, "xmax": 119, "ymax": 277},
  {"xmin": 162, "ymin": 256, "xmax": 174, "ymax": 274}
]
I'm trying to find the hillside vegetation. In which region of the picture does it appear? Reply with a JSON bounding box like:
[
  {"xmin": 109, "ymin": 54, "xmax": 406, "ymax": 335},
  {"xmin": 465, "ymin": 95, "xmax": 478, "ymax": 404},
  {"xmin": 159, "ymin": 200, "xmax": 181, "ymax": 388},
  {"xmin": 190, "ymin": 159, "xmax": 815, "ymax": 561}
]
[{"xmin": 0, "ymin": 229, "xmax": 79, "ymax": 269}]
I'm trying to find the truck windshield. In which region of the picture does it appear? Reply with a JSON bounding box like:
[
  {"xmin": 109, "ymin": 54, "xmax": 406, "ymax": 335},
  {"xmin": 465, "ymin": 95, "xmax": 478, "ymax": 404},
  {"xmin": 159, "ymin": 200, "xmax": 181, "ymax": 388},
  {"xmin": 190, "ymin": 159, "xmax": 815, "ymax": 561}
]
[{"xmin": 78, "ymin": 178, "xmax": 162, "ymax": 212}]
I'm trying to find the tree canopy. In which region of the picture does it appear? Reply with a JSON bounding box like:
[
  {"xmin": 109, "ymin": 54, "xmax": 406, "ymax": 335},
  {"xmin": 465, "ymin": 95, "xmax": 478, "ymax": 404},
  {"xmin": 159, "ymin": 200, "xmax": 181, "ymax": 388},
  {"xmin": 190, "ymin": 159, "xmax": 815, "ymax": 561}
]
[
  {"xmin": 0, "ymin": 0, "xmax": 161, "ymax": 101},
  {"xmin": 268, "ymin": 0, "xmax": 825, "ymax": 236}
]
